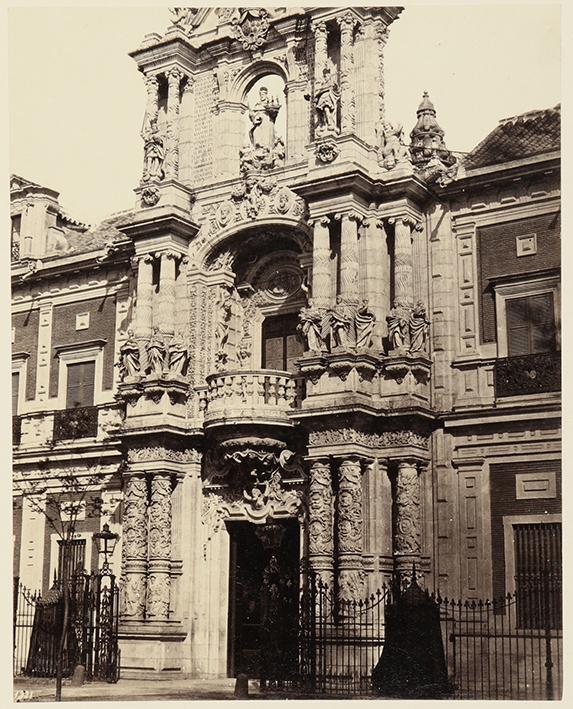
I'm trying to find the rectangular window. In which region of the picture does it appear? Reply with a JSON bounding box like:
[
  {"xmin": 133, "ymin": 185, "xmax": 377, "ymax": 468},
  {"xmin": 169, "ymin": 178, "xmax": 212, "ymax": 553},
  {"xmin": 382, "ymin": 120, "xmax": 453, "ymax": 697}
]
[
  {"xmin": 262, "ymin": 314, "xmax": 304, "ymax": 372},
  {"xmin": 66, "ymin": 361, "xmax": 95, "ymax": 409},
  {"xmin": 12, "ymin": 371, "xmax": 20, "ymax": 415},
  {"xmin": 506, "ymin": 293, "xmax": 556, "ymax": 357},
  {"xmin": 514, "ymin": 522, "xmax": 561, "ymax": 629},
  {"xmin": 57, "ymin": 538, "xmax": 86, "ymax": 583}
]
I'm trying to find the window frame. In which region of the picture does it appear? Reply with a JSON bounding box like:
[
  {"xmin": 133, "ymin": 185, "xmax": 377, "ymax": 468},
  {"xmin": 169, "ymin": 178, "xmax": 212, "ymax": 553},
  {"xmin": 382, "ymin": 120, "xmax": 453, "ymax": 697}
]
[
  {"xmin": 54, "ymin": 339, "xmax": 106, "ymax": 410},
  {"xmin": 11, "ymin": 352, "xmax": 29, "ymax": 416},
  {"xmin": 261, "ymin": 312, "xmax": 304, "ymax": 372}
]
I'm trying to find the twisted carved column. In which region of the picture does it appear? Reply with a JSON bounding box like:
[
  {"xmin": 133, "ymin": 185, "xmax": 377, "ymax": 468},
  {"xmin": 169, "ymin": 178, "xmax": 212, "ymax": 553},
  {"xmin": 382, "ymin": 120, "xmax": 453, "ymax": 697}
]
[
  {"xmin": 165, "ymin": 68, "xmax": 182, "ymax": 180},
  {"xmin": 337, "ymin": 212, "xmax": 361, "ymax": 303},
  {"xmin": 308, "ymin": 459, "xmax": 334, "ymax": 589},
  {"xmin": 121, "ymin": 474, "xmax": 148, "ymax": 621},
  {"xmin": 374, "ymin": 20, "xmax": 388, "ymax": 124},
  {"xmin": 158, "ymin": 251, "xmax": 178, "ymax": 336},
  {"xmin": 393, "ymin": 460, "xmax": 422, "ymax": 584},
  {"xmin": 147, "ymin": 473, "xmax": 172, "ymax": 621},
  {"xmin": 336, "ymin": 457, "xmax": 365, "ymax": 601},
  {"xmin": 338, "ymin": 13, "xmax": 357, "ymax": 133},
  {"xmin": 310, "ymin": 216, "xmax": 332, "ymax": 309}
]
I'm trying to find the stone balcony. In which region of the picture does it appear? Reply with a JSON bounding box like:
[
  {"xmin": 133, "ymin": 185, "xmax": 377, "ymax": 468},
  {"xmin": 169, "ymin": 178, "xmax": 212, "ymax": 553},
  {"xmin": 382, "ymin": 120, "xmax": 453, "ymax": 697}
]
[{"xmin": 203, "ymin": 369, "xmax": 305, "ymax": 429}]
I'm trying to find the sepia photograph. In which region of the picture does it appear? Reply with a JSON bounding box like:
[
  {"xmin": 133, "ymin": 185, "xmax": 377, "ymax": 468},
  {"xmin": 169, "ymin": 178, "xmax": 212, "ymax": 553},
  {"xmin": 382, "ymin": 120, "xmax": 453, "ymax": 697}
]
[{"xmin": 8, "ymin": 3, "xmax": 561, "ymax": 703}]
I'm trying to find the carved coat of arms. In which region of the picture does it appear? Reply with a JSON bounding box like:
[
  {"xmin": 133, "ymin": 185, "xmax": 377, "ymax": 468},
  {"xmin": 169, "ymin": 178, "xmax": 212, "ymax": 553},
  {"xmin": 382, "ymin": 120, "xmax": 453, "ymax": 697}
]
[{"xmin": 232, "ymin": 8, "xmax": 271, "ymax": 50}]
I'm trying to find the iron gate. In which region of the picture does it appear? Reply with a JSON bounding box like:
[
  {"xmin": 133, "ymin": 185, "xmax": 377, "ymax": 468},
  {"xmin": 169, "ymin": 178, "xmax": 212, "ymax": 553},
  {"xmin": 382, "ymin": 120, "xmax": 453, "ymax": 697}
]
[{"xmin": 13, "ymin": 571, "xmax": 120, "ymax": 682}]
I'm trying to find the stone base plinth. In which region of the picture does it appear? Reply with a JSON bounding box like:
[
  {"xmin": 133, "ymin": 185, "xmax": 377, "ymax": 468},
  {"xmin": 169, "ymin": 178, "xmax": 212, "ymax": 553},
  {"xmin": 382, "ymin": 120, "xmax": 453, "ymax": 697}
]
[{"xmin": 119, "ymin": 621, "xmax": 188, "ymax": 676}]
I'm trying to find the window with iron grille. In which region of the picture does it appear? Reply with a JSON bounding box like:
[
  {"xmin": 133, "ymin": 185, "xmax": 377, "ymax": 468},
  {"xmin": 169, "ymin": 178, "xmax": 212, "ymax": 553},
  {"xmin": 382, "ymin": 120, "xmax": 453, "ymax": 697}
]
[
  {"xmin": 57, "ymin": 538, "xmax": 86, "ymax": 583},
  {"xmin": 514, "ymin": 522, "xmax": 562, "ymax": 629}
]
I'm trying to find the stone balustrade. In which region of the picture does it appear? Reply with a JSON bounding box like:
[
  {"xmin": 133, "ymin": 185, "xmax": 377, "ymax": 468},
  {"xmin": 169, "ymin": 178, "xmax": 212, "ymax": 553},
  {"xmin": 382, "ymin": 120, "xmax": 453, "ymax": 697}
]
[{"xmin": 204, "ymin": 369, "xmax": 304, "ymax": 426}]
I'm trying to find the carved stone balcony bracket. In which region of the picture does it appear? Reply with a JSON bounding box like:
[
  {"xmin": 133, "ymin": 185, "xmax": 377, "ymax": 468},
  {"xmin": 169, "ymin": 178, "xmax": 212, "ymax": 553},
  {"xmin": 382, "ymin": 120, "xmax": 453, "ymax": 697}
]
[
  {"xmin": 296, "ymin": 354, "xmax": 328, "ymax": 384},
  {"xmin": 382, "ymin": 354, "xmax": 432, "ymax": 385}
]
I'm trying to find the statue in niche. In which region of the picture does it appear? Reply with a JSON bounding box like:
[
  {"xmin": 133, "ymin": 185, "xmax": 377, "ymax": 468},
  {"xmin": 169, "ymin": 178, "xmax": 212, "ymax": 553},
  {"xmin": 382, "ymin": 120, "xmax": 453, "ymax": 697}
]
[
  {"xmin": 168, "ymin": 331, "xmax": 189, "ymax": 376},
  {"xmin": 118, "ymin": 329, "xmax": 140, "ymax": 380},
  {"xmin": 387, "ymin": 302, "xmax": 412, "ymax": 351},
  {"xmin": 214, "ymin": 285, "xmax": 236, "ymax": 366},
  {"xmin": 378, "ymin": 121, "xmax": 411, "ymax": 170},
  {"xmin": 354, "ymin": 300, "xmax": 376, "ymax": 349},
  {"xmin": 409, "ymin": 301, "xmax": 430, "ymax": 353},
  {"xmin": 146, "ymin": 327, "xmax": 167, "ymax": 376},
  {"xmin": 143, "ymin": 118, "xmax": 165, "ymax": 182},
  {"xmin": 329, "ymin": 296, "xmax": 355, "ymax": 349},
  {"xmin": 314, "ymin": 58, "xmax": 340, "ymax": 136},
  {"xmin": 298, "ymin": 300, "xmax": 327, "ymax": 354},
  {"xmin": 249, "ymin": 86, "xmax": 280, "ymax": 152}
]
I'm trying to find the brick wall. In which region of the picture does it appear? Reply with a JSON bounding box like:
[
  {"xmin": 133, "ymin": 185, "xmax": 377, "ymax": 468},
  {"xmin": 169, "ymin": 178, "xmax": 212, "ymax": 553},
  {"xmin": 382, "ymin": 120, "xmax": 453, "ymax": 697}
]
[
  {"xmin": 12, "ymin": 309, "xmax": 39, "ymax": 400},
  {"xmin": 49, "ymin": 295, "xmax": 117, "ymax": 399},
  {"xmin": 478, "ymin": 213, "xmax": 560, "ymax": 343},
  {"xmin": 489, "ymin": 459, "xmax": 561, "ymax": 599}
]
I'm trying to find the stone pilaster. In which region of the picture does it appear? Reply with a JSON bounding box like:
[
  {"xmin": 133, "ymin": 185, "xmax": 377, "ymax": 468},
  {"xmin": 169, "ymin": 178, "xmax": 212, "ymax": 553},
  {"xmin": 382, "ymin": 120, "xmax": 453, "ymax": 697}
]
[
  {"xmin": 308, "ymin": 459, "xmax": 334, "ymax": 589},
  {"xmin": 158, "ymin": 251, "xmax": 178, "ymax": 336},
  {"xmin": 165, "ymin": 68, "xmax": 183, "ymax": 180},
  {"xmin": 373, "ymin": 20, "xmax": 388, "ymax": 124},
  {"xmin": 312, "ymin": 21, "xmax": 328, "ymax": 84},
  {"xmin": 135, "ymin": 254, "xmax": 155, "ymax": 338},
  {"xmin": 174, "ymin": 256, "xmax": 189, "ymax": 336},
  {"xmin": 121, "ymin": 474, "xmax": 148, "ymax": 621},
  {"xmin": 147, "ymin": 473, "xmax": 172, "ymax": 621},
  {"xmin": 337, "ymin": 12, "xmax": 357, "ymax": 134},
  {"xmin": 393, "ymin": 460, "xmax": 422, "ymax": 584},
  {"xmin": 337, "ymin": 212, "xmax": 361, "ymax": 303},
  {"xmin": 142, "ymin": 73, "xmax": 159, "ymax": 140},
  {"xmin": 362, "ymin": 217, "xmax": 388, "ymax": 325},
  {"xmin": 310, "ymin": 216, "xmax": 332, "ymax": 309},
  {"xmin": 390, "ymin": 216, "xmax": 415, "ymax": 307},
  {"xmin": 336, "ymin": 457, "xmax": 365, "ymax": 601}
]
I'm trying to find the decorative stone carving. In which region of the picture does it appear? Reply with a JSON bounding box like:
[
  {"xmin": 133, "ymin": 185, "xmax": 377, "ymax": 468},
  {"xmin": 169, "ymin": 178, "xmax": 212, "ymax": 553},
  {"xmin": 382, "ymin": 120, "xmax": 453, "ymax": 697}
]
[
  {"xmin": 141, "ymin": 185, "xmax": 160, "ymax": 206},
  {"xmin": 315, "ymin": 138, "xmax": 340, "ymax": 164},
  {"xmin": 146, "ymin": 327, "xmax": 167, "ymax": 376},
  {"xmin": 169, "ymin": 7, "xmax": 199, "ymax": 28},
  {"xmin": 354, "ymin": 300, "xmax": 376, "ymax": 349},
  {"xmin": 314, "ymin": 57, "xmax": 340, "ymax": 137},
  {"xmin": 328, "ymin": 296, "xmax": 356, "ymax": 349},
  {"xmin": 298, "ymin": 300, "xmax": 328, "ymax": 353},
  {"xmin": 142, "ymin": 118, "xmax": 165, "ymax": 182},
  {"xmin": 121, "ymin": 474, "xmax": 148, "ymax": 620},
  {"xmin": 232, "ymin": 8, "xmax": 271, "ymax": 50},
  {"xmin": 409, "ymin": 301, "xmax": 430, "ymax": 353},
  {"xmin": 387, "ymin": 302, "xmax": 412, "ymax": 351},
  {"xmin": 337, "ymin": 12, "xmax": 357, "ymax": 134},
  {"xmin": 308, "ymin": 459, "xmax": 334, "ymax": 588},
  {"xmin": 409, "ymin": 92, "xmax": 458, "ymax": 186},
  {"xmin": 127, "ymin": 446, "xmax": 201, "ymax": 464},
  {"xmin": 117, "ymin": 329, "xmax": 141, "ymax": 381},
  {"xmin": 148, "ymin": 474, "xmax": 171, "ymax": 557},
  {"xmin": 249, "ymin": 86, "xmax": 280, "ymax": 152},
  {"xmin": 309, "ymin": 428, "xmax": 430, "ymax": 450},
  {"xmin": 167, "ymin": 331, "xmax": 189, "ymax": 376},
  {"xmin": 394, "ymin": 461, "xmax": 422, "ymax": 581},
  {"xmin": 377, "ymin": 121, "xmax": 411, "ymax": 170},
  {"xmin": 337, "ymin": 458, "xmax": 364, "ymax": 601},
  {"xmin": 214, "ymin": 285, "xmax": 236, "ymax": 369}
]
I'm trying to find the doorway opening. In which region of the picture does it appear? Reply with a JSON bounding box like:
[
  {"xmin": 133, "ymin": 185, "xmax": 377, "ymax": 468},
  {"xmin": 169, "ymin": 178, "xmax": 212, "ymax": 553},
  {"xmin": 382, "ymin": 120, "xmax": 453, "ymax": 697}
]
[{"xmin": 227, "ymin": 518, "xmax": 300, "ymax": 678}]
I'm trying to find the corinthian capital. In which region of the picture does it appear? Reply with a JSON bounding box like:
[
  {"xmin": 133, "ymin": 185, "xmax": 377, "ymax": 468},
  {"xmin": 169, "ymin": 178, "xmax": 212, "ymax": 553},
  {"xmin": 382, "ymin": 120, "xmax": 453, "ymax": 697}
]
[
  {"xmin": 337, "ymin": 11, "xmax": 357, "ymax": 33},
  {"xmin": 311, "ymin": 20, "xmax": 327, "ymax": 37},
  {"xmin": 145, "ymin": 74, "xmax": 159, "ymax": 91},
  {"xmin": 167, "ymin": 67, "xmax": 183, "ymax": 86},
  {"xmin": 308, "ymin": 215, "xmax": 331, "ymax": 228}
]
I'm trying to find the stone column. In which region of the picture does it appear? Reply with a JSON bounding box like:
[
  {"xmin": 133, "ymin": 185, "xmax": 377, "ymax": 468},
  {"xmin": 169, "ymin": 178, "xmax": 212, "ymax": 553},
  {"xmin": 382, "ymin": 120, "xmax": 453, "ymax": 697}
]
[
  {"xmin": 158, "ymin": 251, "xmax": 178, "ymax": 336},
  {"xmin": 373, "ymin": 20, "xmax": 388, "ymax": 125},
  {"xmin": 337, "ymin": 212, "xmax": 361, "ymax": 303},
  {"xmin": 121, "ymin": 474, "xmax": 148, "ymax": 621},
  {"xmin": 363, "ymin": 217, "xmax": 390, "ymax": 344},
  {"xmin": 393, "ymin": 460, "xmax": 422, "ymax": 585},
  {"xmin": 147, "ymin": 473, "xmax": 172, "ymax": 621},
  {"xmin": 174, "ymin": 256, "xmax": 189, "ymax": 336},
  {"xmin": 310, "ymin": 216, "xmax": 332, "ymax": 309},
  {"xmin": 308, "ymin": 459, "xmax": 334, "ymax": 589},
  {"xmin": 337, "ymin": 13, "xmax": 357, "ymax": 134},
  {"xmin": 165, "ymin": 68, "xmax": 183, "ymax": 180},
  {"xmin": 135, "ymin": 254, "xmax": 155, "ymax": 339},
  {"xmin": 336, "ymin": 457, "xmax": 365, "ymax": 601},
  {"xmin": 313, "ymin": 21, "xmax": 328, "ymax": 83},
  {"xmin": 391, "ymin": 216, "xmax": 414, "ymax": 307}
]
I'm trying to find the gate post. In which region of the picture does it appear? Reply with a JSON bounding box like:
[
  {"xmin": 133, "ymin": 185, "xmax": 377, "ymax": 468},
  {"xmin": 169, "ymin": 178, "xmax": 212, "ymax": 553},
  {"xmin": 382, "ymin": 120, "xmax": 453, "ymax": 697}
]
[{"xmin": 543, "ymin": 569, "xmax": 554, "ymax": 700}]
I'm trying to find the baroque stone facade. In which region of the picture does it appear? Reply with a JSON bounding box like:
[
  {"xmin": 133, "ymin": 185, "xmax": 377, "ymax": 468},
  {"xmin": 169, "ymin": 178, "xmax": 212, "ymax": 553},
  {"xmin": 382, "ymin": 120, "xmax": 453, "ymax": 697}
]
[{"xmin": 11, "ymin": 6, "xmax": 560, "ymax": 684}]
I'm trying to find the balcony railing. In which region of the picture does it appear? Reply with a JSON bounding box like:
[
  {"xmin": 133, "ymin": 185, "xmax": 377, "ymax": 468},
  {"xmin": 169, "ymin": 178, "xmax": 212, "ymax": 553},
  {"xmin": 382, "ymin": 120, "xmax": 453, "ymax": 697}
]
[
  {"xmin": 204, "ymin": 370, "xmax": 304, "ymax": 425},
  {"xmin": 13, "ymin": 416, "xmax": 22, "ymax": 446},
  {"xmin": 494, "ymin": 352, "xmax": 561, "ymax": 398},
  {"xmin": 53, "ymin": 406, "xmax": 99, "ymax": 441}
]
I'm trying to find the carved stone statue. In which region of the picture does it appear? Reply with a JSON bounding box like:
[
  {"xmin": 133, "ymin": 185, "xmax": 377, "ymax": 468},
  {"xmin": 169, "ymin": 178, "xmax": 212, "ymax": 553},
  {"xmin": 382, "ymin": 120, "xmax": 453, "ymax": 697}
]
[
  {"xmin": 271, "ymin": 136, "xmax": 286, "ymax": 168},
  {"xmin": 354, "ymin": 300, "xmax": 376, "ymax": 349},
  {"xmin": 409, "ymin": 301, "xmax": 430, "ymax": 353},
  {"xmin": 169, "ymin": 8, "xmax": 199, "ymax": 27},
  {"xmin": 146, "ymin": 327, "xmax": 167, "ymax": 377},
  {"xmin": 143, "ymin": 120, "xmax": 165, "ymax": 182},
  {"xmin": 298, "ymin": 300, "xmax": 327, "ymax": 354},
  {"xmin": 118, "ymin": 329, "xmax": 140, "ymax": 380},
  {"xmin": 314, "ymin": 59, "xmax": 340, "ymax": 136},
  {"xmin": 329, "ymin": 296, "xmax": 355, "ymax": 349},
  {"xmin": 168, "ymin": 331, "xmax": 189, "ymax": 376},
  {"xmin": 387, "ymin": 302, "xmax": 411, "ymax": 351},
  {"xmin": 214, "ymin": 285, "xmax": 235, "ymax": 365},
  {"xmin": 378, "ymin": 121, "xmax": 411, "ymax": 170},
  {"xmin": 249, "ymin": 86, "xmax": 280, "ymax": 152}
]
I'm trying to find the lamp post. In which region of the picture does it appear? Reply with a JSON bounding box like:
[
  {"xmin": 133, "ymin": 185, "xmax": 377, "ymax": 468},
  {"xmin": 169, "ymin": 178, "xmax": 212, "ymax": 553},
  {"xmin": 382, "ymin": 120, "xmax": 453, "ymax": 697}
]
[{"xmin": 92, "ymin": 523, "xmax": 120, "ymax": 574}]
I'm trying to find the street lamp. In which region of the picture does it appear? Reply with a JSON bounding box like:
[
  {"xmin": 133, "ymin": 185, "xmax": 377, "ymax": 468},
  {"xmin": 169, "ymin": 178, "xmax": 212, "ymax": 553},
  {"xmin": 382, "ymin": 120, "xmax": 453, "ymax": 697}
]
[{"xmin": 92, "ymin": 523, "xmax": 119, "ymax": 574}]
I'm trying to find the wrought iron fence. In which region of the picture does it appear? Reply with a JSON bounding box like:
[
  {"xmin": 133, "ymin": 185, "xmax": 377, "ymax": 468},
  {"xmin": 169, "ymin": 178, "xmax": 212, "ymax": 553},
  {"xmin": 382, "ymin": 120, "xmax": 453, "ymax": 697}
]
[
  {"xmin": 13, "ymin": 571, "xmax": 120, "ymax": 683},
  {"xmin": 261, "ymin": 571, "xmax": 562, "ymax": 700},
  {"xmin": 53, "ymin": 406, "xmax": 99, "ymax": 441},
  {"xmin": 494, "ymin": 351, "xmax": 560, "ymax": 397}
]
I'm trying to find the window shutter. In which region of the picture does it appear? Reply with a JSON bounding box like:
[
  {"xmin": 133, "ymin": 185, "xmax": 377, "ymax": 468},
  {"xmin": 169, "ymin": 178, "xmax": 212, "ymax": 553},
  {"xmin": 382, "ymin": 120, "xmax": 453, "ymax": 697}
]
[
  {"xmin": 506, "ymin": 297, "xmax": 530, "ymax": 356},
  {"xmin": 529, "ymin": 293, "xmax": 555, "ymax": 353},
  {"xmin": 66, "ymin": 361, "xmax": 95, "ymax": 408},
  {"xmin": 12, "ymin": 371, "xmax": 20, "ymax": 415},
  {"xmin": 263, "ymin": 336, "xmax": 284, "ymax": 371},
  {"xmin": 285, "ymin": 333, "xmax": 304, "ymax": 373}
]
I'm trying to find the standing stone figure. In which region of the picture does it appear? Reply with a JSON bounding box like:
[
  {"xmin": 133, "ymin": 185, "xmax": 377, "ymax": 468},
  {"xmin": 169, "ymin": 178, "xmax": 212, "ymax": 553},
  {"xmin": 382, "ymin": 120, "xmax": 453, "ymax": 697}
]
[
  {"xmin": 143, "ymin": 119, "xmax": 165, "ymax": 181},
  {"xmin": 329, "ymin": 296, "xmax": 355, "ymax": 349},
  {"xmin": 118, "ymin": 329, "xmax": 140, "ymax": 380},
  {"xmin": 314, "ymin": 59, "xmax": 340, "ymax": 135},
  {"xmin": 387, "ymin": 302, "xmax": 411, "ymax": 351},
  {"xmin": 409, "ymin": 301, "xmax": 430, "ymax": 353},
  {"xmin": 354, "ymin": 300, "xmax": 376, "ymax": 349},
  {"xmin": 168, "ymin": 331, "xmax": 189, "ymax": 376},
  {"xmin": 146, "ymin": 327, "xmax": 167, "ymax": 377},
  {"xmin": 298, "ymin": 300, "xmax": 327, "ymax": 353},
  {"xmin": 378, "ymin": 121, "xmax": 411, "ymax": 170},
  {"xmin": 214, "ymin": 286, "xmax": 235, "ymax": 367},
  {"xmin": 249, "ymin": 86, "xmax": 280, "ymax": 152}
]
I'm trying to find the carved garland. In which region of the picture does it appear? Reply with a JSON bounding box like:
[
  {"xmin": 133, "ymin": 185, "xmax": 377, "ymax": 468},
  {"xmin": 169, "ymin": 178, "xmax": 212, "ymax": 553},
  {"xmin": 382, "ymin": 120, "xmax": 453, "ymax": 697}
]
[
  {"xmin": 127, "ymin": 446, "xmax": 201, "ymax": 464},
  {"xmin": 309, "ymin": 428, "xmax": 430, "ymax": 449}
]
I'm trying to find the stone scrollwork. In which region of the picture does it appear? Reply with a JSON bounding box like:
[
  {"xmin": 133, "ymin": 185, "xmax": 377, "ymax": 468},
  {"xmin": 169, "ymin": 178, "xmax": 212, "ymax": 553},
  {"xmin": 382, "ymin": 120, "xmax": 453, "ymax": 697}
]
[
  {"xmin": 394, "ymin": 462, "xmax": 421, "ymax": 556},
  {"xmin": 315, "ymin": 138, "xmax": 340, "ymax": 164},
  {"xmin": 309, "ymin": 428, "xmax": 430, "ymax": 450},
  {"xmin": 121, "ymin": 474, "xmax": 148, "ymax": 620},
  {"xmin": 127, "ymin": 446, "xmax": 201, "ymax": 464},
  {"xmin": 141, "ymin": 185, "xmax": 160, "ymax": 207},
  {"xmin": 308, "ymin": 459, "xmax": 334, "ymax": 588},
  {"xmin": 169, "ymin": 7, "xmax": 199, "ymax": 28},
  {"xmin": 337, "ymin": 458, "xmax": 365, "ymax": 601},
  {"xmin": 148, "ymin": 474, "xmax": 172, "ymax": 556}
]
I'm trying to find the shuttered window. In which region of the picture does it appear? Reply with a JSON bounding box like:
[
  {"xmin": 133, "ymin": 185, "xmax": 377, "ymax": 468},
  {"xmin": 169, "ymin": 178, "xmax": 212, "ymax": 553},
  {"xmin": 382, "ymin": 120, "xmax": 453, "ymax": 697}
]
[
  {"xmin": 12, "ymin": 371, "xmax": 20, "ymax": 415},
  {"xmin": 57, "ymin": 538, "xmax": 86, "ymax": 583},
  {"xmin": 506, "ymin": 293, "xmax": 556, "ymax": 357},
  {"xmin": 262, "ymin": 314, "xmax": 303, "ymax": 372},
  {"xmin": 66, "ymin": 361, "xmax": 95, "ymax": 409},
  {"xmin": 514, "ymin": 522, "xmax": 561, "ymax": 629}
]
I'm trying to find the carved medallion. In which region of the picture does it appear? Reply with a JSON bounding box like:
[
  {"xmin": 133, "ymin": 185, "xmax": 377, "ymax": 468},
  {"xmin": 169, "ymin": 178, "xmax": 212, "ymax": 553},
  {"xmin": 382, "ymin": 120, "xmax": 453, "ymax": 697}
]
[
  {"xmin": 232, "ymin": 8, "xmax": 271, "ymax": 50},
  {"xmin": 315, "ymin": 139, "xmax": 340, "ymax": 164}
]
